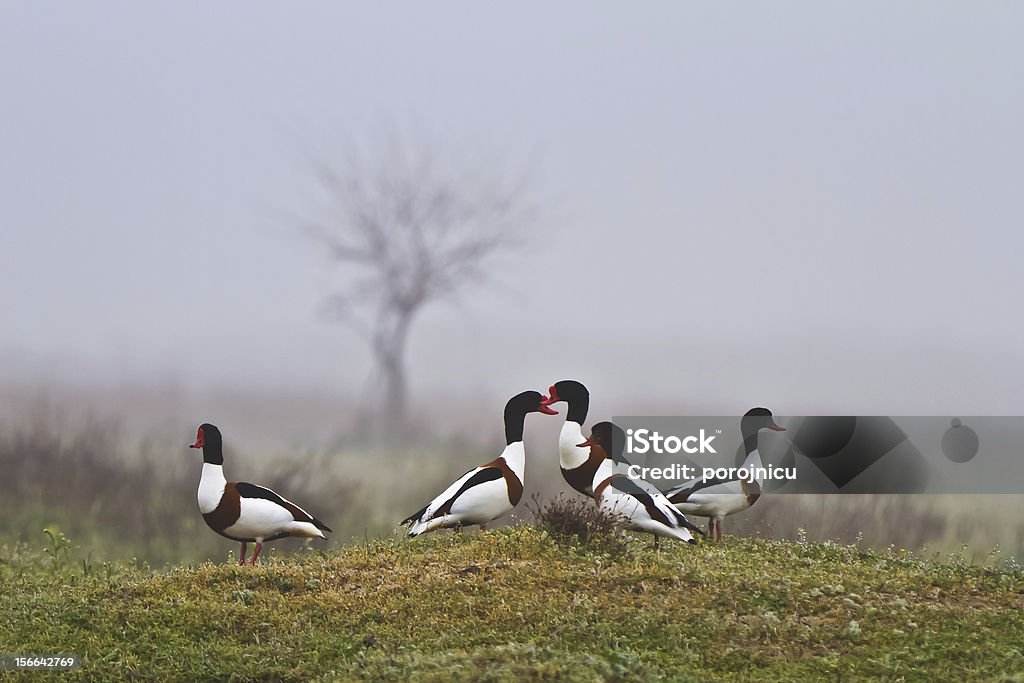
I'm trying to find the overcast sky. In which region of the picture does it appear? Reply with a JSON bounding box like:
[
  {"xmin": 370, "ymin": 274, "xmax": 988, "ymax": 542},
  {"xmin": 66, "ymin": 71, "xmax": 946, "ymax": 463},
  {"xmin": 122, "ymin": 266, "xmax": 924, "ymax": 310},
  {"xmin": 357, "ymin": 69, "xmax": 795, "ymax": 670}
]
[{"xmin": 2, "ymin": 3, "xmax": 1023, "ymax": 420}]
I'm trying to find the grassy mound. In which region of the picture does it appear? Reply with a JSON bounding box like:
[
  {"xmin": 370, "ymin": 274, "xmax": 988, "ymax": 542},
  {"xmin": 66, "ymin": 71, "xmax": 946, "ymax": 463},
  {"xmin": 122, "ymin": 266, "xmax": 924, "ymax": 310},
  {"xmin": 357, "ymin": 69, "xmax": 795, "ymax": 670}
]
[{"xmin": 1, "ymin": 527, "xmax": 1022, "ymax": 681}]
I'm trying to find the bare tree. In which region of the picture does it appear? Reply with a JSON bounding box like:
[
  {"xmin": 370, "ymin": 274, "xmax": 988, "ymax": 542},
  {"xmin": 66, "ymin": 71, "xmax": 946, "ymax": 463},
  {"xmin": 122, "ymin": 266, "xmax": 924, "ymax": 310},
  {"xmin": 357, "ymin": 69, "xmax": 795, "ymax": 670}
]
[{"xmin": 301, "ymin": 134, "xmax": 535, "ymax": 437}]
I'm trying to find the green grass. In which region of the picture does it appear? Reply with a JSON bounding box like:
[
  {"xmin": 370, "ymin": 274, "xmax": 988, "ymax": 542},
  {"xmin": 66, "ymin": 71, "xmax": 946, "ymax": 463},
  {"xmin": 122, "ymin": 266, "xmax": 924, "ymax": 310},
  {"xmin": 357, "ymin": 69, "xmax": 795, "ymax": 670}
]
[{"xmin": 1, "ymin": 527, "xmax": 1023, "ymax": 682}]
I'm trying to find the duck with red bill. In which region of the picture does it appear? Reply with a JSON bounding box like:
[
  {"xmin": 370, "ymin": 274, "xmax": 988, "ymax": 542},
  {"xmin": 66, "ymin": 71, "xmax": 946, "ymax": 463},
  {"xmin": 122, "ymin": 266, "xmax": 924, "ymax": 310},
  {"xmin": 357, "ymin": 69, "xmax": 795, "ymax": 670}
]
[
  {"xmin": 664, "ymin": 407, "xmax": 786, "ymax": 542},
  {"xmin": 543, "ymin": 380, "xmax": 605, "ymax": 498},
  {"xmin": 401, "ymin": 390, "xmax": 556, "ymax": 537},
  {"xmin": 582, "ymin": 421, "xmax": 703, "ymax": 546},
  {"xmin": 190, "ymin": 423, "xmax": 331, "ymax": 566}
]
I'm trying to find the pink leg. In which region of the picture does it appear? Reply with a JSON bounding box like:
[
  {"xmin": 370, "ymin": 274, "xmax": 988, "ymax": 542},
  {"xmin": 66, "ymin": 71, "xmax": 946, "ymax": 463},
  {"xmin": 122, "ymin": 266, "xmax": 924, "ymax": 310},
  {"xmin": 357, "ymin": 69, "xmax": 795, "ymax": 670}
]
[
  {"xmin": 238, "ymin": 543, "xmax": 247, "ymax": 566},
  {"xmin": 250, "ymin": 542, "xmax": 263, "ymax": 566},
  {"xmin": 716, "ymin": 520, "xmax": 723, "ymax": 542}
]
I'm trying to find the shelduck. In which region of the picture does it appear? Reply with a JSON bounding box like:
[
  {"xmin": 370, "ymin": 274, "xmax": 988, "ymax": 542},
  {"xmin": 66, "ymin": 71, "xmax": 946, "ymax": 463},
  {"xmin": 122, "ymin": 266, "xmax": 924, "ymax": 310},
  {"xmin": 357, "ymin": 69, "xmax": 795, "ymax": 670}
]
[
  {"xmin": 665, "ymin": 407, "xmax": 785, "ymax": 541},
  {"xmin": 582, "ymin": 421, "xmax": 703, "ymax": 546},
  {"xmin": 542, "ymin": 380, "xmax": 602, "ymax": 497},
  {"xmin": 401, "ymin": 391, "xmax": 557, "ymax": 537},
  {"xmin": 190, "ymin": 423, "xmax": 331, "ymax": 565}
]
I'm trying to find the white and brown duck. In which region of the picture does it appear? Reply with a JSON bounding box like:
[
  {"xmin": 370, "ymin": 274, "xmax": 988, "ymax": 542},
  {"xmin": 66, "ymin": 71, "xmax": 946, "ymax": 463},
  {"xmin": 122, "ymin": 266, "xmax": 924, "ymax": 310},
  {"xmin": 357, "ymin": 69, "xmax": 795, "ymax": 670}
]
[
  {"xmin": 583, "ymin": 421, "xmax": 703, "ymax": 547},
  {"xmin": 401, "ymin": 390, "xmax": 557, "ymax": 537},
  {"xmin": 190, "ymin": 423, "xmax": 331, "ymax": 565},
  {"xmin": 665, "ymin": 407, "xmax": 784, "ymax": 541},
  {"xmin": 542, "ymin": 380, "xmax": 604, "ymax": 497}
]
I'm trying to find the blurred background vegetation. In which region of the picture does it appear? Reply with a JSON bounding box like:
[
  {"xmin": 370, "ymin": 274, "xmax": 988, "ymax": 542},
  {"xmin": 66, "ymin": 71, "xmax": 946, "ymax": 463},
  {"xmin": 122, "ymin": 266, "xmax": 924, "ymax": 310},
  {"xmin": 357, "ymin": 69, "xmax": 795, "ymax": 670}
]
[{"xmin": 2, "ymin": 390, "xmax": 1021, "ymax": 567}]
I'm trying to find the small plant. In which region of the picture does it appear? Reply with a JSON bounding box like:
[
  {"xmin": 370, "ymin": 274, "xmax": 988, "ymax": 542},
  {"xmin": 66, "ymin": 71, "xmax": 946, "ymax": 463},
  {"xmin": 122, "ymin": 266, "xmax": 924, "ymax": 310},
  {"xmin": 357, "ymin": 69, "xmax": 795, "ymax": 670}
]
[
  {"xmin": 42, "ymin": 527, "xmax": 73, "ymax": 571},
  {"xmin": 844, "ymin": 619, "xmax": 862, "ymax": 640},
  {"xmin": 526, "ymin": 494, "xmax": 630, "ymax": 557}
]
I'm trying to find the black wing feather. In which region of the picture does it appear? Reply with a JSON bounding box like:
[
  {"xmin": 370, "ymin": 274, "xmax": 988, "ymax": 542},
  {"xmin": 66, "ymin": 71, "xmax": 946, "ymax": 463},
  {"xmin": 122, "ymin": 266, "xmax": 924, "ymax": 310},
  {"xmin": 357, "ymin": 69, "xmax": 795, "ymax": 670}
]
[
  {"xmin": 666, "ymin": 474, "xmax": 741, "ymax": 503},
  {"xmin": 611, "ymin": 475, "xmax": 704, "ymax": 535},
  {"xmin": 402, "ymin": 467, "xmax": 503, "ymax": 526},
  {"xmin": 401, "ymin": 504, "xmax": 430, "ymax": 526},
  {"xmin": 235, "ymin": 482, "xmax": 332, "ymax": 532},
  {"xmin": 433, "ymin": 467, "xmax": 504, "ymax": 519},
  {"xmin": 609, "ymin": 474, "xmax": 672, "ymax": 526},
  {"xmin": 401, "ymin": 467, "xmax": 474, "ymax": 526},
  {"xmin": 235, "ymin": 482, "xmax": 293, "ymax": 507}
]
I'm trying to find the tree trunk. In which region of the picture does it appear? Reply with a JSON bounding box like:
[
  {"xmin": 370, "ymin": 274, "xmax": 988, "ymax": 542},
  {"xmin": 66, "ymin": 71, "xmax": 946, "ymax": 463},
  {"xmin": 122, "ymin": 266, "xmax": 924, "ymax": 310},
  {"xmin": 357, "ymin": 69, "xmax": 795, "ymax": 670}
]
[{"xmin": 370, "ymin": 305, "xmax": 414, "ymax": 438}]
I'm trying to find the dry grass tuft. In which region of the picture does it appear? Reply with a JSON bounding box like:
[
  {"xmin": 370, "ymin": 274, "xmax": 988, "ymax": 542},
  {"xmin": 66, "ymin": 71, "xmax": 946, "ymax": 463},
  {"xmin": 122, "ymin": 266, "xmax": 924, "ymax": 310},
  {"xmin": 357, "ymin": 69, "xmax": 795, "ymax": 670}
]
[{"xmin": 526, "ymin": 493, "xmax": 631, "ymax": 556}]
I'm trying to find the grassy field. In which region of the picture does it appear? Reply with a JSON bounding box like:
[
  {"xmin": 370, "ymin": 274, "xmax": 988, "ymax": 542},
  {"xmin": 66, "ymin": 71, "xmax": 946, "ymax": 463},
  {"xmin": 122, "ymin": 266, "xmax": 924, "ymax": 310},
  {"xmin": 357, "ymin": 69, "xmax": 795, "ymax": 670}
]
[{"xmin": 2, "ymin": 526, "xmax": 1022, "ymax": 682}]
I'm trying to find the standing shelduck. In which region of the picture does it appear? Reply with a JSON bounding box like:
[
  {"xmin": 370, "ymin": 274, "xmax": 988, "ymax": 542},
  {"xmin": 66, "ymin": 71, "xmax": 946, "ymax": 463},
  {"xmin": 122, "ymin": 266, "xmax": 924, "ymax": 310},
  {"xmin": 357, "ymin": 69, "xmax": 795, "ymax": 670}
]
[
  {"xmin": 190, "ymin": 423, "xmax": 331, "ymax": 565},
  {"xmin": 542, "ymin": 380, "xmax": 603, "ymax": 497},
  {"xmin": 665, "ymin": 407, "xmax": 785, "ymax": 541},
  {"xmin": 582, "ymin": 421, "xmax": 703, "ymax": 546},
  {"xmin": 401, "ymin": 391, "xmax": 557, "ymax": 537}
]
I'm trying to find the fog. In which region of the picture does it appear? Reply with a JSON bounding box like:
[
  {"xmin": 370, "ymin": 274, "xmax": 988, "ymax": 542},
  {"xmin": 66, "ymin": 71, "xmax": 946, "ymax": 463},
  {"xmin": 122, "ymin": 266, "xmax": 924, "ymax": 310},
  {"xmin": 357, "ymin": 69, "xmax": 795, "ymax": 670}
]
[{"xmin": 3, "ymin": 3, "xmax": 1023, "ymax": 434}]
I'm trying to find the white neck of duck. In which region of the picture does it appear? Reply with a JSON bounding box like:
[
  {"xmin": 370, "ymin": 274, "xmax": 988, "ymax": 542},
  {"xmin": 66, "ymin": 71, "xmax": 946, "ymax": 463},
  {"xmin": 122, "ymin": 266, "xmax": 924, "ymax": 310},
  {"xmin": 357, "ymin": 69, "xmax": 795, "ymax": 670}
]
[
  {"xmin": 198, "ymin": 462, "xmax": 227, "ymax": 514},
  {"xmin": 591, "ymin": 455, "xmax": 615, "ymax": 493},
  {"xmin": 742, "ymin": 448, "xmax": 765, "ymax": 487},
  {"xmin": 500, "ymin": 441, "xmax": 526, "ymax": 478},
  {"xmin": 558, "ymin": 421, "xmax": 588, "ymax": 469}
]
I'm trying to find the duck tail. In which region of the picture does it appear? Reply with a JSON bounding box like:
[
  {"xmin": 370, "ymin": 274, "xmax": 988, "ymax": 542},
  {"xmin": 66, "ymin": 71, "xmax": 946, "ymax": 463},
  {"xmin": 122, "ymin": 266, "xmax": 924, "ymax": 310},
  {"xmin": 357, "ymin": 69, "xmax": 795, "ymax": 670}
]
[
  {"xmin": 312, "ymin": 515, "xmax": 332, "ymax": 533},
  {"xmin": 673, "ymin": 509, "xmax": 705, "ymax": 536},
  {"xmin": 401, "ymin": 504, "xmax": 429, "ymax": 527}
]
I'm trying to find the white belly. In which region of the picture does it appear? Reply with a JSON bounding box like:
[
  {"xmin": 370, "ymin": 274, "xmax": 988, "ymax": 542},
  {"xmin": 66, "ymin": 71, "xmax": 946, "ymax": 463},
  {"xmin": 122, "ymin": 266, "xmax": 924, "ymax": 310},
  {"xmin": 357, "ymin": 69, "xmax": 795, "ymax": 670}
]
[
  {"xmin": 674, "ymin": 493, "xmax": 750, "ymax": 520},
  {"xmin": 448, "ymin": 476, "xmax": 513, "ymax": 524},
  {"xmin": 598, "ymin": 490, "xmax": 693, "ymax": 542},
  {"xmin": 599, "ymin": 492, "xmax": 643, "ymax": 522},
  {"xmin": 223, "ymin": 498, "xmax": 296, "ymax": 541}
]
